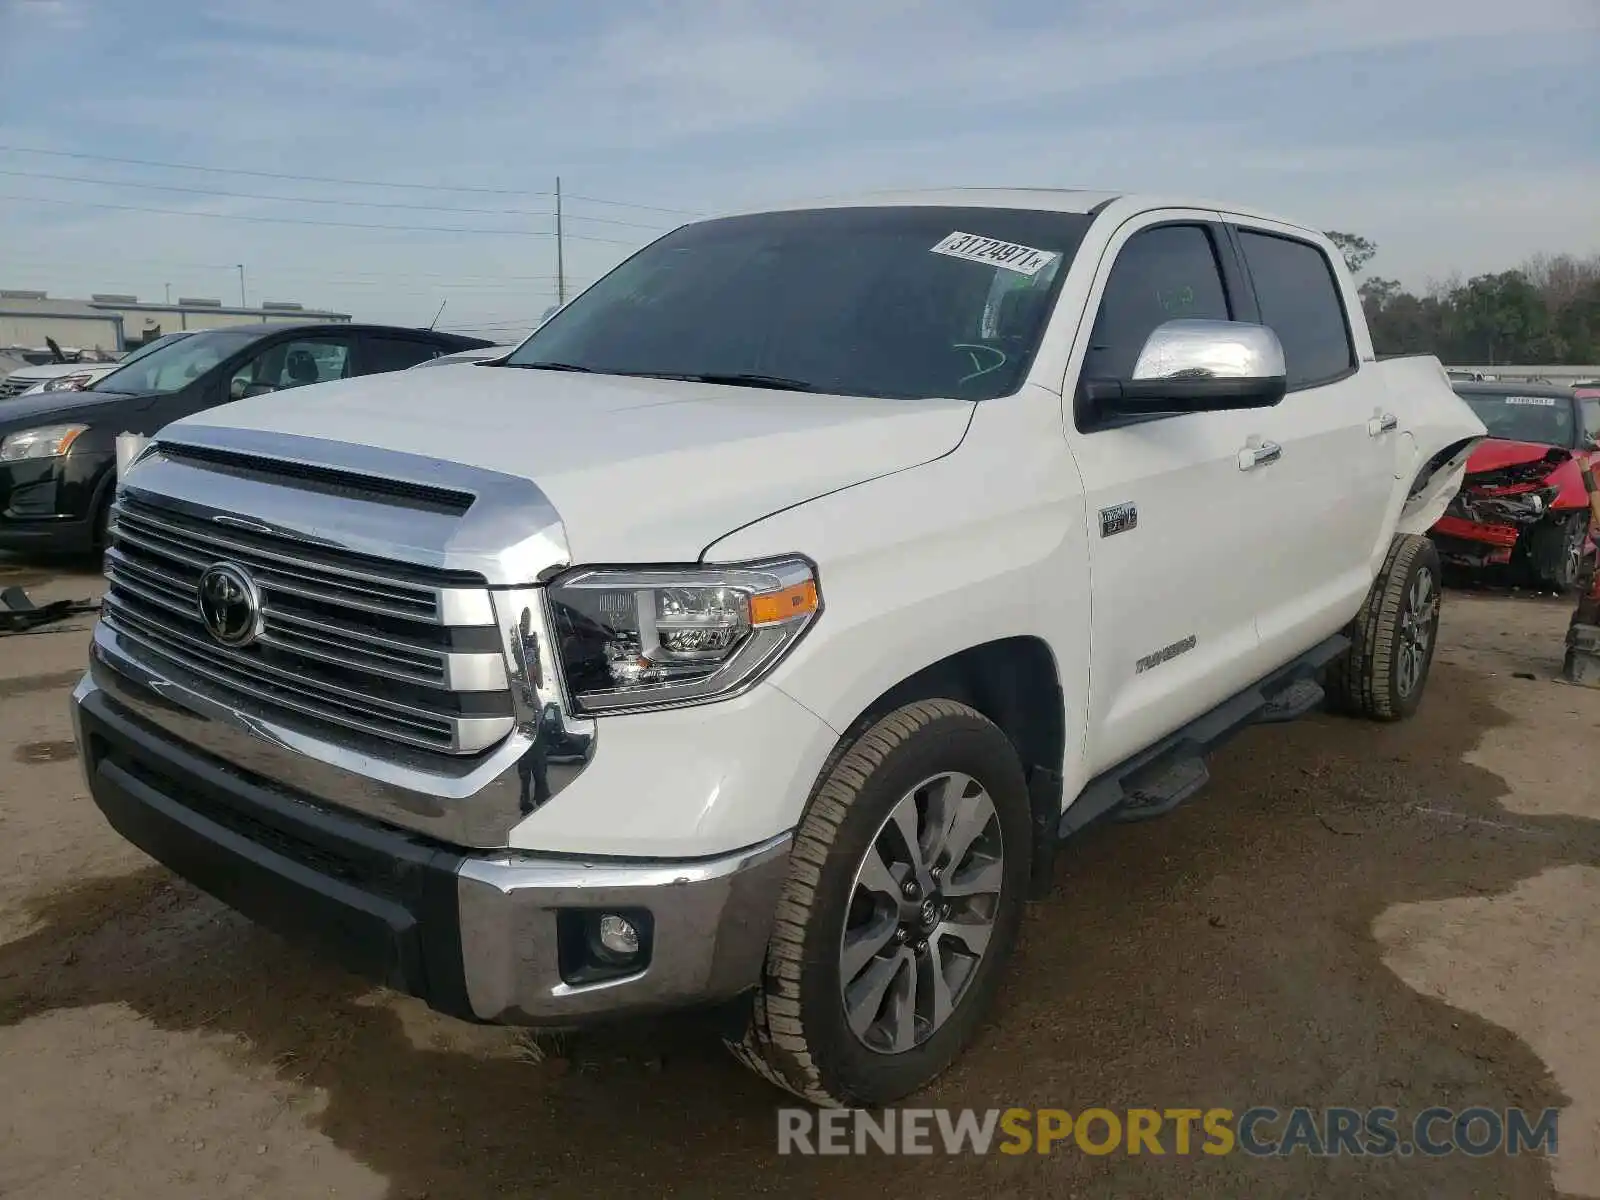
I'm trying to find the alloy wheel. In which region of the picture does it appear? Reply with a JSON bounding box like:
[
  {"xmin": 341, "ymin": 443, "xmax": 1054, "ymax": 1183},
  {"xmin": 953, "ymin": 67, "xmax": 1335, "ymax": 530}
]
[
  {"xmin": 839, "ymin": 772, "xmax": 1004, "ymax": 1054},
  {"xmin": 1397, "ymin": 566, "xmax": 1439, "ymax": 698}
]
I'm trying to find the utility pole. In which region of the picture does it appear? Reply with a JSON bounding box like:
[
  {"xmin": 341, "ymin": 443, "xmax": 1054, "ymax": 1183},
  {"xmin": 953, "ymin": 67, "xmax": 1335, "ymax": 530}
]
[
  {"xmin": 236, "ymin": 263, "xmax": 247, "ymax": 309},
  {"xmin": 555, "ymin": 176, "xmax": 565, "ymax": 306}
]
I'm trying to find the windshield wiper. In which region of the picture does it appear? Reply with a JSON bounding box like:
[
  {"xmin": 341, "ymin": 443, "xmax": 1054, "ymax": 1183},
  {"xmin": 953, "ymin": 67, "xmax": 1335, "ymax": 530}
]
[
  {"xmin": 498, "ymin": 363, "xmax": 818, "ymax": 392},
  {"xmin": 627, "ymin": 371, "xmax": 818, "ymax": 393},
  {"xmin": 499, "ymin": 360, "xmax": 597, "ymax": 373}
]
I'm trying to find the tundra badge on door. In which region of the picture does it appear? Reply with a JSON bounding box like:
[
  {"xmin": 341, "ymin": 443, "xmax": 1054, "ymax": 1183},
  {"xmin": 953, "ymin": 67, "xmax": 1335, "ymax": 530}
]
[{"xmin": 1100, "ymin": 502, "xmax": 1138, "ymax": 538}]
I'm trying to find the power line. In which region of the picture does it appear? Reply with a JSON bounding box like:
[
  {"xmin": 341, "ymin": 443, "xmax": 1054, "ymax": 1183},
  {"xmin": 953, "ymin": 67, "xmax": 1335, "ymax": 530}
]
[
  {"xmin": 567, "ymin": 193, "xmax": 704, "ymax": 217},
  {"xmin": 0, "ymin": 144, "xmax": 703, "ymax": 216},
  {"xmin": 0, "ymin": 252, "xmax": 576, "ymax": 283},
  {"xmin": 0, "ymin": 193, "xmax": 643, "ymax": 243},
  {"xmin": 0, "ymin": 167, "xmax": 677, "ymax": 230}
]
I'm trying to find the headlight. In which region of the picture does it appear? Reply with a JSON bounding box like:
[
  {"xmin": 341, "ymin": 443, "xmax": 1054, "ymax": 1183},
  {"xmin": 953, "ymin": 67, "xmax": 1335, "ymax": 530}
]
[
  {"xmin": 548, "ymin": 557, "xmax": 821, "ymax": 714},
  {"xmin": 0, "ymin": 424, "xmax": 89, "ymax": 462},
  {"xmin": 41, "ymin": 373, "xmax": 94, "ymax": 392}
]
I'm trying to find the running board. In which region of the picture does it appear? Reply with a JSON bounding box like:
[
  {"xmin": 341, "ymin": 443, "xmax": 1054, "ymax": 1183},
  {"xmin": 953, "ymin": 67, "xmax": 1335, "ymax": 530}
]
[{"xmin": 1058, "ymin": 632, "xmax": 1348, "ymax": 840}]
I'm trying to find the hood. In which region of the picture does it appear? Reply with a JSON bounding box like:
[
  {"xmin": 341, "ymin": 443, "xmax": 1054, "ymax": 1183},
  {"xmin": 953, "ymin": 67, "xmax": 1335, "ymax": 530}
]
[
  {"xmin": 0, "ymin": 385, "xmax": 153, "ymax": 433},
  {"xmin": 169, "ymin": 367, "xmax": 975, "ymax": 561},
  {"xmin": 1466, "ymin": 438, "xmax": 1571, "ymax": 475},
  {"xmin": 1460, "ymin": 437, "xmax": 1592, "ymax": 510},
  {"xmin": 5, "ymin": 362, "xmax": 107, "ymax": 383}
]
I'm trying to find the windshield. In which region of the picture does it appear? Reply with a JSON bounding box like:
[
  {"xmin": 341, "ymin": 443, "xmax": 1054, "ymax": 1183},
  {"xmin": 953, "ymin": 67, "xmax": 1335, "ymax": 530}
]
[
  {"xmin": 92, "ymin": 327, "xmax": 264, "ymax": 395},
  {"xmin": 85, "ymin": 332, "xmax": 191, "ymax": 387},
  {"xmin": 1459, "ymin": 390, "xmax": 1577, "ymax": 447},
  {"xmin": 504, "ymin": 206, "xmax": 1092, "ymax": 401}
]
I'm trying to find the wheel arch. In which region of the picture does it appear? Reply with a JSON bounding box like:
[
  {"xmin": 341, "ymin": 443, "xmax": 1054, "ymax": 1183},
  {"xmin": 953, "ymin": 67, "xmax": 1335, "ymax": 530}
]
[{"xmin": 805, "ymin": 635, "xmax": 1067, "ymax": 890}]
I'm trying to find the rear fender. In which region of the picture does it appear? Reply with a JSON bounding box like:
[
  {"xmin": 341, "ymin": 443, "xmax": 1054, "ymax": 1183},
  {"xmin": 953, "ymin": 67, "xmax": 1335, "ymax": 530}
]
[
  {"xmin": 1375, "ymin": 356, "xmax": 1487, "ymax": 537},
  {"xmin": 1398, "ymin": 438, "xmax": 1478, "ymax": 536}
]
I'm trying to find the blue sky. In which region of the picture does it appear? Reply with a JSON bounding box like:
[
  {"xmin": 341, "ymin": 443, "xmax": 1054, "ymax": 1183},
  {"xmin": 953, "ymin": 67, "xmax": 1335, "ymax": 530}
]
[{"xmin": 1, "ymin": 0, "xmax": 1596, "ymax": 338}]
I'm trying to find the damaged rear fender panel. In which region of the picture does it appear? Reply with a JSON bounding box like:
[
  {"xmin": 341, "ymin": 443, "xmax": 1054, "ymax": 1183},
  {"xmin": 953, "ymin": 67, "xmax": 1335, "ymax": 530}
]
[
  {"xmin": 1398, "ymin": 437, "xmax": 1480, "ymax": 537},
  {"xmin": 1372, "ymin": 355, "xmax": 1486, "ymax": 544}
]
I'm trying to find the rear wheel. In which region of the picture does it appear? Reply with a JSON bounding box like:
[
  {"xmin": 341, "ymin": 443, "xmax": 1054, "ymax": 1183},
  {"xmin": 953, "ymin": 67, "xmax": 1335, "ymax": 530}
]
[
  {"xmin": 1326, "ymin": 533, "xmax": 1442, "ymax": 721},
  {"xmin": 725, "ymin": 700, "xmax": 1031, "ymax": 1107}
]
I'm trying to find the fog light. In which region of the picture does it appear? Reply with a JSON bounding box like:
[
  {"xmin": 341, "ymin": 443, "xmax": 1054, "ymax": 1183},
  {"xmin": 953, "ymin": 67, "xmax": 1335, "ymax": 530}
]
[{"xmin": 597, "ymin": 913, "xmax": 640, "ymax": 959}]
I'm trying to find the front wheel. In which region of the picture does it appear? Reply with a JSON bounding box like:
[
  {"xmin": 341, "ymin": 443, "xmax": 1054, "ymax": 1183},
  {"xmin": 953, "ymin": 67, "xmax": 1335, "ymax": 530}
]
[
  {"xmin": 1521, "ymin": 513, "xmax": 1592, "ymax": 593},
  {"xmin": 726, "ymin": 699, "xmax": 1032, "ymax": 1107}
]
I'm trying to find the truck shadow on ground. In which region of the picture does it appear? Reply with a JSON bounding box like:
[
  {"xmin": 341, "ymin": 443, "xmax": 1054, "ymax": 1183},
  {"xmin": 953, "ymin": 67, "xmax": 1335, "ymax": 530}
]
[{"xmin": 0, "ymin": 663, "xmax": 1594, "ymax": 1198}]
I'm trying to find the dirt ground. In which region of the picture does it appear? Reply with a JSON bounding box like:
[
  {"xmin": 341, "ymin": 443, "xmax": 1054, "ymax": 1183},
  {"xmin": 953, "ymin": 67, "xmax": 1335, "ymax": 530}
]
[{"xmin": 2, "ymin": 553, "xmax": 1598, "ymax": 1199}]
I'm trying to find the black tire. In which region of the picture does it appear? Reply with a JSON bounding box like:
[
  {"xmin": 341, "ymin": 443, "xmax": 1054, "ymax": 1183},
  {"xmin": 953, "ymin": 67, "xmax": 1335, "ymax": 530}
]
[
  {"xmin": 1520, "ymin": 513, "xmax": 1590, "ymax": 593},
  {"xmin": 1325, "ymin": 533, "xmax": 1442, "ymax": 721},
  {"xmin": 725, "ymin": 699, "xmax": 1031, "ymax": 1107}
]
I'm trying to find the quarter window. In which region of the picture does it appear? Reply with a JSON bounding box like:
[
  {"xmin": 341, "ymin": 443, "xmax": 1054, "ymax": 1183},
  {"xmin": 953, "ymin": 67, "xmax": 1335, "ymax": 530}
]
[
  {"xmin": 1084, "ymin": 225, "xmax": 1231, "ymax": 382},
  {"xmin": 1236, "ymin": 230, "xmax": 1355, "ymax": 390}
]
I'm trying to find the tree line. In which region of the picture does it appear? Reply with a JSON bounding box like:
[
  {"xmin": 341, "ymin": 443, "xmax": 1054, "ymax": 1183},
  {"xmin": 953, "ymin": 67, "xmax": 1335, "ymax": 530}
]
[{"xmin": 1323, "ymin": 231, "xmax": 1600, "ymax": 365}]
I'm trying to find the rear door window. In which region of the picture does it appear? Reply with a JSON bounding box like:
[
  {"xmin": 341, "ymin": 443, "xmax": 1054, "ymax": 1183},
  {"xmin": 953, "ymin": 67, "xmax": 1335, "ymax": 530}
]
[{"xmin": 1235, "ymin": 230, "xmax": 1355, "ymax": 390}]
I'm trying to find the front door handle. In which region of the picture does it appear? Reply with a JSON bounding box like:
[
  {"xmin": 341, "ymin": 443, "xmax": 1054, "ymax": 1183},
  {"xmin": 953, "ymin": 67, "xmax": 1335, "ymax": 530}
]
[
  {"xmin": 1368, "ymin": 412, "xmax": 1399, "ymax": 436},
  {"xmin": 1237, "ymin": 441, "xmax": 1283, "ymax": 470}
]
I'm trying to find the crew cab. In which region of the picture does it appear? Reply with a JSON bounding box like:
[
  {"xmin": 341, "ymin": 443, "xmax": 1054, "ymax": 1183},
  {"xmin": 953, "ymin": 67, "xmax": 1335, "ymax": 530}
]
[
  {"xmin": 1431, "ymin": 382, "xmax": 1600, "ymax": 590},
  {"xmin": 70, "ymin": 190, "xmax": 1484, "ymax": 1107},
  {"xmin": 0, "ymin": 322, "xmax": 491, "ymax": 555}
]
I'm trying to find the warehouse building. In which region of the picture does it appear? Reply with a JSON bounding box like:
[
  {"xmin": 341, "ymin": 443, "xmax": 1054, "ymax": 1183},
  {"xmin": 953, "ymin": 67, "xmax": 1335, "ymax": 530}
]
[
  {"xmin": 0, "ymin": 289, "xmax": 352, "ymax": 354},
  {"xmin": 0, "ymin": 293, "xmax": 124, "ymax": 356}
]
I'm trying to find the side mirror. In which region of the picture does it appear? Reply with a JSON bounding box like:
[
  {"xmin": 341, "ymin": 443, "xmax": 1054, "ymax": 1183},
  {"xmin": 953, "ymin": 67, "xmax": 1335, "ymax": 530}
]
[{"xmin": 1082, "ymin": 319, "xmax": 1288, "ymax": 416}]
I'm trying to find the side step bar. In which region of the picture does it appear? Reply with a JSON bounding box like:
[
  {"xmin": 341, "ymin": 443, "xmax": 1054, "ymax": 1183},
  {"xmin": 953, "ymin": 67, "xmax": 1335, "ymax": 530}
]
[{"xmin": 1058, "ymin": 632, "xmax": 1349, "ymax": 840}]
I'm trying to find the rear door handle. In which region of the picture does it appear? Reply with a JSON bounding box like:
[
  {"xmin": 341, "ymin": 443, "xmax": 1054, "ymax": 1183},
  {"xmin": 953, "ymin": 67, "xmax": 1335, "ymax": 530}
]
[
  {"xmin": 1368, "ymin": 413, "xmax": 1399, "ymax": 436},
  {"xmin": 1237, "ymin": 441, "xmax": 1282, "ymax": 470}
]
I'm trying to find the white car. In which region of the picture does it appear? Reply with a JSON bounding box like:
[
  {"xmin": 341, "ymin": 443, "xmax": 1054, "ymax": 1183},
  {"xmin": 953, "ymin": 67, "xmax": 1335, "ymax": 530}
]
[
  {"xmin": 2, "ymin": 332, "xmax": 193, "ymax": 399},
  {"xmin": 73, "ymin": 189, "xmax": 1484, "ymax": 1107}
]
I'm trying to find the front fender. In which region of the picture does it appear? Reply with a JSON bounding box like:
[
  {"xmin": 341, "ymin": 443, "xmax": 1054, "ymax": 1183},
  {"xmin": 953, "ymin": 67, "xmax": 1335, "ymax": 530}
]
[{"xmin": 702, "ymin": 385, "xmax": 1093, "ymax": 791}]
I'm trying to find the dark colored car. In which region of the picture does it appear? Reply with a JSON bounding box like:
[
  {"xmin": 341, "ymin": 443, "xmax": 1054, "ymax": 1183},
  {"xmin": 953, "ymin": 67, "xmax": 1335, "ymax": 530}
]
[
  {"xmin": 0, "ymin": 322, "xmax": 492, "ymax": 555},
  {"xmin": 1431, "ymin": 382, "xmax": 1600, "ymax": 590}
]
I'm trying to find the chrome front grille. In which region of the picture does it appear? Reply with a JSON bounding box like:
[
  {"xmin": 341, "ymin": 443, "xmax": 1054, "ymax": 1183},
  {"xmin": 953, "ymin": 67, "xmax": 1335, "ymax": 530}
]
[
  {"xmin": 0, "ymin": 376, "xmax": 40, "ymax": 398},
  {"xmin": 102, "ymin": 496, "xmax": 514, "ymax": 755}
]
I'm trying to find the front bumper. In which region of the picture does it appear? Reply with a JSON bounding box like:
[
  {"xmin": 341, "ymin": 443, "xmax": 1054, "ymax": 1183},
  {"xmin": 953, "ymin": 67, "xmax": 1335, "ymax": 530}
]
[
  {"xmin": 72, "ymin": 673, "xmax": 792, "ymax": 1024},
  {"xmin": 1430, "ymin": 515, "xmax": 1521, "ymax": 567},
  {"xmin": 0, "ymin": 451, "xmax": 107, "ymax": 553}
]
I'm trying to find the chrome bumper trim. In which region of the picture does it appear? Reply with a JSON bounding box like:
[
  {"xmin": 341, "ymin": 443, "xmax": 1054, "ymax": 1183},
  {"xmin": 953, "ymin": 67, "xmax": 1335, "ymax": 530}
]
[{"xmin": 456, "ymin": 832, "xmax": 792, "ymax": 1022}]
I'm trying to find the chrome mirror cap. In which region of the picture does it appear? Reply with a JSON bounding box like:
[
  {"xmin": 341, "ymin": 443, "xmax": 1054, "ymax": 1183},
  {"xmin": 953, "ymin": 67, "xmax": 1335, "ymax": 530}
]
[{"xmin": 1132, "ymin": 319, "xmax": 1286, "ymax": 383}]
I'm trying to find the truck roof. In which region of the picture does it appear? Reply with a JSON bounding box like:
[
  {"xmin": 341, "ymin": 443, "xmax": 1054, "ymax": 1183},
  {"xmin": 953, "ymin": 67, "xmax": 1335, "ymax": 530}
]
[{"xmin": 703, "ymin": 188, "xmax": 1329, "ymax": 242}]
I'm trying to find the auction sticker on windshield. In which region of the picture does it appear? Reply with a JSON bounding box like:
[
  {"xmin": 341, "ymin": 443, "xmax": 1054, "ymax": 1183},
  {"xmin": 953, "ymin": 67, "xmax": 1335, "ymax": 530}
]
[
  {"xmin": 932, "ymin": 232, "xmax": 1059, "ymax": 276},
  {"xmin": 1505, "ymin": 396, "xmax": 1559, "ymax": 406}
]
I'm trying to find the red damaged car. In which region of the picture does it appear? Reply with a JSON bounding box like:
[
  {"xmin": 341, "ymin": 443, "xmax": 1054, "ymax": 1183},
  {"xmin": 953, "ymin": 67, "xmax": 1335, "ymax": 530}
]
[{"xmin": 1431, "ymin": 383, "xmax": 1600, "ymax": 590}]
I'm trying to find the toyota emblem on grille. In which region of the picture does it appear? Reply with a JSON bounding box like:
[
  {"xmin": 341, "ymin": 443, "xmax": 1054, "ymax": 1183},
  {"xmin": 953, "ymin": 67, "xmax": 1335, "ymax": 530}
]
[{"xmin": 197, "ymin": 562, "xmax": 263, "ymax": 647}]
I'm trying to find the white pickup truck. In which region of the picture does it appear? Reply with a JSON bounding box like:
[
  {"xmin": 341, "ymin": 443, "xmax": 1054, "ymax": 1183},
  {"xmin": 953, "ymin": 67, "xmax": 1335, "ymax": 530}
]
[{"xmin": 71, "ymin": 189, "xmax": 1485, "ymax": 1107}]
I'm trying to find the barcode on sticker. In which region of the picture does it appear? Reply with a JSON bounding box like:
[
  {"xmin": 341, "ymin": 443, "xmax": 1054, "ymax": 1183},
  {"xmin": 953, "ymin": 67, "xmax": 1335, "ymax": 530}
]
[
  {"xmin": 931, "ymin": 231, "xmax": 1058, "ymax": 276},
  {"xmin": 1505, "ymin": 396, "xmax": 1558, "ymax": 406}
]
